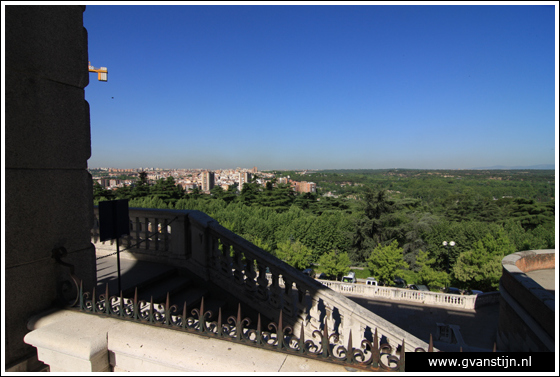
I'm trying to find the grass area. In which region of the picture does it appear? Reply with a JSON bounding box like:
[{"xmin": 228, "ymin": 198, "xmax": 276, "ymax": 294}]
[{"xmin": 349, "ymin": 268, "xmax": 372, "ymax": 279}]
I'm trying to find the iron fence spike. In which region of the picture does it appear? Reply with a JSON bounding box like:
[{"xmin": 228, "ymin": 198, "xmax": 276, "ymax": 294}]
[
  {"xmin": 400, "ymin": 339, "xmax": 406, "ymax": 371},
  {"xmin": 218, "ymin": 307, "xmax": 223, "ymax": 337},
  {"xmin": 105, "ymin": 284, "xmax": 110, "ymax": 315},
  {"xmin": 299, "ymin": 322, "xmax": 306, "ymax": 354},
  {"xmin": 347, "ymin": 330, "xmax": 353, "ymax": 363},
  {"xmin": 119, "ymin": 290, "xmax": 124, "ymax": 317},
  {"xmin": 236, "ymin": 303, "xmax": 242, "ymax": 341},
  {"xmin": 79, "ymin": 281, "xmax": 84, "ymax": 310},
  {"xmin": 256, "ymin": 313, "xmax": 262, "ymax": 345},
  {"xmin": 200, "ymin": 297, "xmax": 206, "ymax": 332},
  {"xmin": 92, "ymin": 286, "xmax": 96, "ymax": 313},
  {"xmin": 429, "ymin": 333, "xmax": 433, "ymax": 352}
]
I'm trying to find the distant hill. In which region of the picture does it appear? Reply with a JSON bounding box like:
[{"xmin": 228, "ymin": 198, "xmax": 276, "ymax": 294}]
[{"xmin": 471, "ymin": 164, "xmax": 555, "ymax": 170}]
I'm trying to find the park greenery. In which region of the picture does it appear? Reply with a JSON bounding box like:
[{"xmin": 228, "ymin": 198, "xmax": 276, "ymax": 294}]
[{"xmin": 93, "ymin": 169, "xmax": 556, "ymax": 292}]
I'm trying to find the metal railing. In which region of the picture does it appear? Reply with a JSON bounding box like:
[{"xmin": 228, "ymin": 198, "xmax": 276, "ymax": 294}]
[{"xmin": 72, "ymin": 282, "xmax": 441, "ymax": 371}]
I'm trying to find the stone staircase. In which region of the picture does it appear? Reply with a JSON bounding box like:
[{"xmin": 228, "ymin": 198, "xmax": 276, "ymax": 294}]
[{"xmin": 96, "ymin": 255, "xmax": 271, "ymax": 326}]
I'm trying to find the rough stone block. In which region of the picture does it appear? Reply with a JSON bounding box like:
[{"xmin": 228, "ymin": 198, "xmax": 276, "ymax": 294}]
[
  {"xmin": 5, "ymin": 169, "xmax": 93, "ymax": 267},
  {"xmin": 5, "ymin": 5, "xmax": 88, "ymax": 88},
  {"xmin": 5, "ymin": 71, "xmax": 91, "ymax": 169},
  {"xmin": 5, "ymin": 261, "xmax": 59, "ymax": 364}
]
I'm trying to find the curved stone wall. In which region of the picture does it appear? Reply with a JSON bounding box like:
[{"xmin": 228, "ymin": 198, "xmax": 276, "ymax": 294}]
[{"xmin": 497, "ymin": 249, "xmax": 555, "ymax": 352}]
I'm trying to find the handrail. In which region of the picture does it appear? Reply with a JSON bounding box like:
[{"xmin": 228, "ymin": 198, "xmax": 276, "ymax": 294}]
[{"xmin": 91, "ymin": 207, "xmax": 432, "ymax": 354}]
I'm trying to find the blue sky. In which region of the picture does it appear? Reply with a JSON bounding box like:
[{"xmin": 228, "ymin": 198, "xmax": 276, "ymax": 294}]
[{"xmin": 84, "ymin": 3, "xmax": 557, "ymax": 171}]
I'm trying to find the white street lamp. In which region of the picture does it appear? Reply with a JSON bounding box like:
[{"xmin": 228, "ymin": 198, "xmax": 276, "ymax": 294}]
[{"xmin": 442, "ymin": 241, "xmax": 456, "ymax": 289}]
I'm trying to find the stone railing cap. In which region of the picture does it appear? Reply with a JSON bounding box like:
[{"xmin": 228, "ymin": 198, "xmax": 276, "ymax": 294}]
[{"xmin": 24, "ymin": 313, "xmax": 112, "ymax": 359}]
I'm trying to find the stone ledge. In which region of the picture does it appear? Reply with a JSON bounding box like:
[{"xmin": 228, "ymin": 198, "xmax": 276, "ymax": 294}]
[{"xmin": 24, "ymin": 309, "xmax": 353, "ymax": 373}]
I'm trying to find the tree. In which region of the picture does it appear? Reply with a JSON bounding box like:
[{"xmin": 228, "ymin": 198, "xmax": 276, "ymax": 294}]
[
  {"xmin": 350, "ymin": 188, "xmax": 399, "ymax": 264},
  {"xmin": 453, "ymin": 229, "xmax": 515, "ymax": 291},
  {"xmin": 367, "ymin": 240, "xmax": 408, "ymax": 285},
  {"xmin": 187, "ymin": 186, "xmax": 203, "ymax": 199},
  {"xmin": 401, "ymin": 212, "xmax": 440, "ymax": 270},
  {"xmin": 114, "ymin": 185, "xmax": 134, "ymax": 200},
  {"xmin": 318, "ymin": 250, "xmax": 351, "ymax": 281},
  {"xmin": 149, "ymin": 176, "xmax": 184, "ymax": 205},
  {"xmin": 244, "ymin": 235, "xmax": 273, "ymax": 254},
  {"xmin": 132, "ymin": 171, "xmax": 150, "ymax": 197},
  {"xmin": 275, "ymin": 239, "xmax": 313, "ymax": 270},
  {"xmin": 415, "ymin": 249, "xmax": 449, "ymax": 289},
  {"xmin": 257, "ymin": 183, "xmax": 295, "ymax": 212},
  {"xmin": 93, "ymin": 182, "xmax": 114, "ymax": 204},
  {"xmin": 240, "ymin": 181, "xmax": 261, "ymax": 205},
  {"xmin": 301, "ymin": 212, "xmax": 353, "ymax": 263}
]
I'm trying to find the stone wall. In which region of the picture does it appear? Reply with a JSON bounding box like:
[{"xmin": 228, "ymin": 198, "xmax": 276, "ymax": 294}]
[
  {"xmin": 497, "ymin": 250, "xmax": 555, "ymax": 352},
  {"xmin": 5, "ymin": 5, "xmax": 95, "ymax": 369}
]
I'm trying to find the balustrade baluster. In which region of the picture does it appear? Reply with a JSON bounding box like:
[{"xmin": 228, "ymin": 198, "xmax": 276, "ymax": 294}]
[
  {"xmin": 135, "ymin": 217, "xmax": 140, "ymax": 248},
  {"xmin": 154, "ymin": 217, "xmax": 160, "ymax": 251},
  {"xmin": 282, "ymin": 277, "xmax": 294, "ymax": 317},
  {"xmin": 125, "ymin": 218, "xmax": 132, "ymax": 249},
  {"xmin": 220, "ymin": 240, "xmax": 233, "ymax": 278},
  {"xmin": 232, "ymin": 247, "xmax": 244, "ymax": 284},
  {"xmin": 209, "ymin": 234, "xmax": 221, "ymax": 272},
  {"xmin": 256, "ymin": 261, "xmax": 269, "ymax": 300},
  {"xmin": 162, "ymin": 218, "xmax": 169, "ymax": 251},
  {"xmin": 295, "ymin": 283, "xmax": 308, "ymax": 319},
  {"xmin": 144, "ymin": 217, "xmax": 150, "ymax": 250},
  {"xmin": 244, "ymin": 256, "xmax": 256, "ymax": 292},
  {"xmin": 269, "ymin": 272, "xmax": 281, "ymax": 309}
]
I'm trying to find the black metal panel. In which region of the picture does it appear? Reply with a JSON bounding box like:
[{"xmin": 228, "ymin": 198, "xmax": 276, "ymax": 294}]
[{"xmin": 99, "ymin": 199, "xmax": 130, "ymax": 241}]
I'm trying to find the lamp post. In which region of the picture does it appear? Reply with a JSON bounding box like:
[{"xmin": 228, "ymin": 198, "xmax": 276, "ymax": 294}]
[{"xmin": 442, "ymin": 241, "xmax": 455, "ymax": 289}]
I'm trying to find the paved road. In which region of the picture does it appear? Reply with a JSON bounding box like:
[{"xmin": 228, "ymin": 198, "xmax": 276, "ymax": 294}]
[{"xmin": 348, "ymin": 295, "xmax": 500, "ymax": 352}]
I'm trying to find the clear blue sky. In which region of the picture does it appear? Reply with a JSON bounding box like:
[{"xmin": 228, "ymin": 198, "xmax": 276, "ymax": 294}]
[{"xmin": 84, "ymin": 4, "xmax": 557, "ymax": 171}]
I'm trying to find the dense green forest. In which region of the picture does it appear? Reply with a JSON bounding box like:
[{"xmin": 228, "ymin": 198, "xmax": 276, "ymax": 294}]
[{"xmin": 93, "ymin": 169, "xmax": 556, "ymax": 292}]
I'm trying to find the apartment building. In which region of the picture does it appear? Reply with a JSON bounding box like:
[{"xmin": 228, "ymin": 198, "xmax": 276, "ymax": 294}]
[
  {"xmin": 293, "ymin": 181, "xmax": 316, "ymax": 193},
  {"xmin": 201, "ymin": 171, "xmax": 215, "ymax": 192},
  {"xmin": 238, "ymin": 172, "xmax": 252, "ymax": 190}
]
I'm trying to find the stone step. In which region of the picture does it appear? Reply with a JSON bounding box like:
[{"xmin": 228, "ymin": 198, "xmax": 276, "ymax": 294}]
[
  {"xmin": 96, "ymin": 257, "xmax": 178, "ymax": 297},
  {"xmin": 137, "ymin": 274, "xmax": 194, "ymax": 303},
  {"xmin": 168, "ymin": 287, "xmax": 209, "ymax": 311}
]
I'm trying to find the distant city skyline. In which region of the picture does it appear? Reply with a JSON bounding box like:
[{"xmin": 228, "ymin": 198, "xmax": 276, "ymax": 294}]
[
  {"xmin": 88, "ymin": 163, "xmax": 556, "ymax": 171},
  {"xmin": 83, "ymin": 4, "xmax": 557, "ymax": 171}
]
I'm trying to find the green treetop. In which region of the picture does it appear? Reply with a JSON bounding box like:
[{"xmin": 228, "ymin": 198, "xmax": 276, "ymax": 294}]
[{"xmin": 367, "ymin": 240, "xmax": 409, "ymax": 285}]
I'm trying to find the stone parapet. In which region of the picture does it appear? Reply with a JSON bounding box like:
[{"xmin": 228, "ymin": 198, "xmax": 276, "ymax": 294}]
[{"xmin": 497, "ymin": 249, "xmax": 555, "ymax": 352}]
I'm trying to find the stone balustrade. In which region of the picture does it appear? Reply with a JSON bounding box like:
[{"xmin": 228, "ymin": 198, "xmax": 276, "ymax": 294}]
[
  {"xmin": 316, "ymin": 280, "xmax": 478, "ymax": 309},
  {"xmin": 91, "ymin": 207, "xmax": 432, "ymax": 353}
]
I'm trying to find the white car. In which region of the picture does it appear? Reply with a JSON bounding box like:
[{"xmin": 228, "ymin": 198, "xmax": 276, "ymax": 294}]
[{"xmin": 341, "ymin": 272, "xmax": 356, "ymax": 284}]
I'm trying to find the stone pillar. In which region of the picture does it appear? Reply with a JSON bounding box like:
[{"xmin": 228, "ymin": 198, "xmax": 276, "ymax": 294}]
[{"xmin": 5, "ymin": 5, "xmax": 96, "ymax": 369}]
